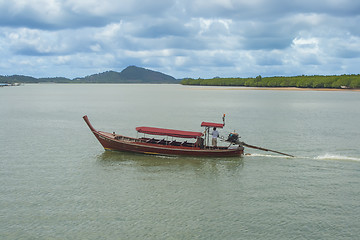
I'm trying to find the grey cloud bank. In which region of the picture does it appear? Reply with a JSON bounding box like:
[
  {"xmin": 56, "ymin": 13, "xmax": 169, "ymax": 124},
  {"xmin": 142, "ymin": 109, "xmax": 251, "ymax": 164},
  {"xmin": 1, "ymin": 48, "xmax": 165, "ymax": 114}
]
[{"xmin": 0, "ymin": 0, "xmax": 359, "ymax": 78}]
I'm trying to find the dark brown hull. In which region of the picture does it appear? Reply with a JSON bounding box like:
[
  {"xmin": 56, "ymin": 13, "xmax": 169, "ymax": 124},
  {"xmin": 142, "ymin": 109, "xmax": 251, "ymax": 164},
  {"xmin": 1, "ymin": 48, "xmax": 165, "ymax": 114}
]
[{"xmin": 84, "ymin": 116, "xmax": 243, "ymax": 157}]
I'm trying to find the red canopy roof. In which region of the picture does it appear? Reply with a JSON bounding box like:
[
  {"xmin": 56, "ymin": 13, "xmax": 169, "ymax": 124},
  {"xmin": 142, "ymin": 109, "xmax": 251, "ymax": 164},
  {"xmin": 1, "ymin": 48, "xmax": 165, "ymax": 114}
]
[
  {"xmin": 136, "ymin": 126, "xmax": 203, "ymax": 139},
  {"xmin": 201, "ymin": 122, "xmax": 224, "ymax": 128}
]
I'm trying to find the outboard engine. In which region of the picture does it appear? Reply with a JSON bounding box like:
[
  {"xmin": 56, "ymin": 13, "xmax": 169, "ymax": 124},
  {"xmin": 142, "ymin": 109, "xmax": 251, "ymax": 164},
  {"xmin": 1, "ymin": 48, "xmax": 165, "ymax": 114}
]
[{"xmin": 226, "ymin": 132, "xmax": 241, "ymax": 144}]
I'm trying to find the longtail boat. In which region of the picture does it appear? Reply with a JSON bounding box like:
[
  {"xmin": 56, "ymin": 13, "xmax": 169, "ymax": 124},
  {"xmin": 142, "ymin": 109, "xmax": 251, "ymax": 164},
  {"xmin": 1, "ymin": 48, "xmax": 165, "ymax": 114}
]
[{"xmin": 83, "ymin": 115, "xmax": 244, "ymax": 157}]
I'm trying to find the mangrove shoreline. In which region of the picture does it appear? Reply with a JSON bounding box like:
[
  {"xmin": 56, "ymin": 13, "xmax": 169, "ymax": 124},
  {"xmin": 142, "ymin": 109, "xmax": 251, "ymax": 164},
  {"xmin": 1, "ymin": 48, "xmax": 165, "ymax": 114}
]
[{"xmin": 181, "ymin": 75, "xmax": 360, "ymax": 89}]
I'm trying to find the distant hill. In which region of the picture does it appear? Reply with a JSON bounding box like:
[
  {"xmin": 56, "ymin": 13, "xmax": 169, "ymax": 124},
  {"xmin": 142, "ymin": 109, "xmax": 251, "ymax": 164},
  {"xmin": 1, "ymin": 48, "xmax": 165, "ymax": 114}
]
[
  {"xmin": 74, "ymin": 66, "xmax": 177, "ymax": 83},
  {"xmin": 120, "ymin": 66, "xmax": 177, "ymax": 83},
  {"xmin": 73, "ymin": 71, "xmax": 122, "ymax": 83},
  {"xmin": 0, "ymin": 66, "xmax": 178, "ymax": 84},
  {"xmin": 0, "ymin": 75, "xmax": 41, "ymax": 83}
]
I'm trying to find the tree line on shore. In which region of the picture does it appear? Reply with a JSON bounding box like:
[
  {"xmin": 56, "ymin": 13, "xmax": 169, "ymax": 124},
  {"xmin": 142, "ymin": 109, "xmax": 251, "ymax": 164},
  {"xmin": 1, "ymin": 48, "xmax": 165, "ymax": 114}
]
[{"xmin": 181, "ymin": 74, "xmax": 360, "ymax": 89}]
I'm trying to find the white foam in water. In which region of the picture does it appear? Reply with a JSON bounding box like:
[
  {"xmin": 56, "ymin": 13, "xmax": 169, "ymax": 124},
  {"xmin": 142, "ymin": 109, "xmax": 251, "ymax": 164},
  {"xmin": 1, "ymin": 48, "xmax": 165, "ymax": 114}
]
[
  {"xmin": 314, "ymin": 153, "xmax": 360, "ymax": 162},
  {"xmin": 246, "ymin": 153, "xmax": 360, "ymax": 162}
]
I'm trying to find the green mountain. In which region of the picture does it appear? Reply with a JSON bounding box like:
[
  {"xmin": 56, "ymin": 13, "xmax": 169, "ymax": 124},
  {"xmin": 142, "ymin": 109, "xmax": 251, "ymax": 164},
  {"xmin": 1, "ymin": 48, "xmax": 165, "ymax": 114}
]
[
  {"xmin": 120, "ymin": 66, "xmax": 177, "ymax": 83},
  {"xmin": 73, "ymin": 66, "xmax": 178, "ymax": 83},
  {"xmin": 0, "ymin": 66, "xmax": 178, "ymax": 84},
  {"xmin": 0, "ymin": 75, "xmax": 40, "ymax": 83},
  {"xmin": 73, "ymin": 71, "xmax": 122, "ymax": 83}
]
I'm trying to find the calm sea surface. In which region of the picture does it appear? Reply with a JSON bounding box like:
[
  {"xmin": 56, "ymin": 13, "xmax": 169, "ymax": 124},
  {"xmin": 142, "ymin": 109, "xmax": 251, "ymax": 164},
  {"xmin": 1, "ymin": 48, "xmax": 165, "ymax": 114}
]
[{"xmin": 1, "ymin": 84, "xmax": 359, "ymax": 239}]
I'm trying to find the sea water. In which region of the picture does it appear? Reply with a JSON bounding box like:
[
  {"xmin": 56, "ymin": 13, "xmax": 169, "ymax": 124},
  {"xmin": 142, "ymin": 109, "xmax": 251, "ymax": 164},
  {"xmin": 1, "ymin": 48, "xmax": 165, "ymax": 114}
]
[{"xmin": 1, "ymin": 84, "xmax": 359, "ymax": 239}]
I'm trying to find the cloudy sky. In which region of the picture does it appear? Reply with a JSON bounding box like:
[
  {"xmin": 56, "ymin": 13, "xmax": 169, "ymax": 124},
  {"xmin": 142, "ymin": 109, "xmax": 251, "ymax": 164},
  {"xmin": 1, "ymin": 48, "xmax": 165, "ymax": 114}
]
[{"xmin": 1, "ymin": 0, "xmax": 359, "ymax": 79}]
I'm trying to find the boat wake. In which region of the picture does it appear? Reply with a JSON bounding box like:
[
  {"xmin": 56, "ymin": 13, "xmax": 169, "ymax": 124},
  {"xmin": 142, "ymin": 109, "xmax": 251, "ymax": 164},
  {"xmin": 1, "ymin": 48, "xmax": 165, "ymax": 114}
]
[
  {"xmin": 314, "ymin": 154, "xmax": 360, "ymax": 162},
  {"xmin": 246, "ymin": 153, "xmax": 360, "ymax": 162}
]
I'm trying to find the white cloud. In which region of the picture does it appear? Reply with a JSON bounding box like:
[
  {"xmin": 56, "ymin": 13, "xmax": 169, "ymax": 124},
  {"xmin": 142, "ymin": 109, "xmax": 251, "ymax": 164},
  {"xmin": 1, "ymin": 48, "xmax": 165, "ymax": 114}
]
[
  {"xmin": 0, "ymin": 0, "xmax": 359, "ymax": 78},
  {"xmin": 292, "ymin": 37, "xmax": 320, "ymax": 53}
]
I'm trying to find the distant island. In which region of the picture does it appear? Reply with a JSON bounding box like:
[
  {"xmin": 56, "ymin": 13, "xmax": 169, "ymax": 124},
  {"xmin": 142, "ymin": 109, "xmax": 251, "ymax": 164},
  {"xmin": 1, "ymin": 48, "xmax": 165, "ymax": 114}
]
[
  {"xmin": 0, "ymin": 66, "xmax": 178, "ymax": 84},
  {"xmin": 181, "ymin": 75, "xmax": 360, "ymax": 89},
  {"xmin": 1, "ymin": 66, "xmax": 360, "ymax": 89}
]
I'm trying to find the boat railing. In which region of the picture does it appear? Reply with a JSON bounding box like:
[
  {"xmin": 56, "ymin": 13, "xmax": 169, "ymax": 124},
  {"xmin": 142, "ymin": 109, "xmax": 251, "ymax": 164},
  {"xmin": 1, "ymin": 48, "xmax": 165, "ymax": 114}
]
[
  {"xmin": 181, "ymin": 141, "xmax": 195, "ymax": 147},
  {"xmin": 115, "ymin": 135, "xmax": 202, "ymax": 149},
  {"xmin": 137, "ymin": 137, "xmax": 197, "ymax": 148},
  {"xmin": 114, "ymin": 135, "xmax": 139, "ymax": 142},
  {"xmin": 169, "ymin": 140, "xmax": 181, "ymax": 146},
  {"xmin": 114, "ymin": 136, "xmax": 123, "ymax": 140}
]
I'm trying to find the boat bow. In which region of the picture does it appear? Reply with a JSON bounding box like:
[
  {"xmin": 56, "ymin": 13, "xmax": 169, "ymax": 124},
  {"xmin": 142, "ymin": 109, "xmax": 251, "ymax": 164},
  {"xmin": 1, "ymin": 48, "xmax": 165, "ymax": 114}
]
[{"xmin": 83, "ymin": 115, "xmax": 97, "ymax": 132}]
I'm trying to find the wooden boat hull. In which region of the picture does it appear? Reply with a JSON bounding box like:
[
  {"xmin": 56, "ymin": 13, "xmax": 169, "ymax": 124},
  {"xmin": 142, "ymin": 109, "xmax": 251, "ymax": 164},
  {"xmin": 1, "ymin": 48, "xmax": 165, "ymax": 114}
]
[
  {"xmin": 84, "ymin": 116, "xmax": 243, "ymax": 157},
  {"xmin": 95, "ymin": 131, "xmax": 243, "ymax": 157}
]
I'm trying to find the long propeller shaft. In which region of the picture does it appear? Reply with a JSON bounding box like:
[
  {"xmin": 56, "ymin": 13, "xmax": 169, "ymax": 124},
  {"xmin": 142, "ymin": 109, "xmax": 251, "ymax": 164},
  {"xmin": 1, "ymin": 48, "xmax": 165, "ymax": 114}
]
[{"xmin": 242, "ymin": 142, "xmax": 295, "ymax": 158}]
